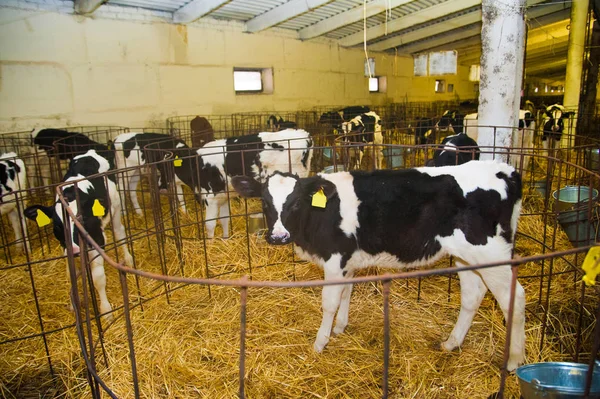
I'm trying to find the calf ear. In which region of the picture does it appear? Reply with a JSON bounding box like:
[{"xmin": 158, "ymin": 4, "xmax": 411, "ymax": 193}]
[
  {"xmin": 307, "ymin": 180, "xmax": 338, "ymax": 200},
  {"xmin": 231, "ymin": 176, "xmax": 262, "ymax": 198},
  {"xmin": 23, "ymin": 205, "xmax": 54, "ymax": 224}
]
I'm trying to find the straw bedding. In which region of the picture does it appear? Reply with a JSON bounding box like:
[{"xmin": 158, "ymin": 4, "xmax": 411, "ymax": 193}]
[{"xmin": 1, "ymin": 177, "xmax": 598, "ymax": 399}]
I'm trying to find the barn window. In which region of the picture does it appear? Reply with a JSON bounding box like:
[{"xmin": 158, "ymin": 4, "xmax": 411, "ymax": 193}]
[
  {"xmin": 448, "ymin": 83, "xmax": 454, "ymax": 93},
  {"xmin": 435, "ymin": 80, "xmax": 446, "ymax": 93},
  {"xmin": 233, "ymin": 68, "xmax": 274, "ymax": 94},
  {"xmin": 369, "ymin": 77, "xmax": 379, "ymax": 92},
  {"xmin": 469, "ymin": 65, "xmax": 481, "ymax": 82},
  {"xmin": 429, "ymin": 51, "xmax": 457, "ymax": 75}
]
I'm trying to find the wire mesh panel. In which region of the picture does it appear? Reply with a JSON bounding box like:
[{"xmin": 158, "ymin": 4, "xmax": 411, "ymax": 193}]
[{"xmin": 36, "ymin": 140, "xmax": 600, "ymax": 399}]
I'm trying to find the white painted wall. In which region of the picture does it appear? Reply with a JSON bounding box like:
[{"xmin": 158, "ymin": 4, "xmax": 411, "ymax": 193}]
[{"xmin": 0, "ymin": 2, "xmax": 478, "ymax": 131}]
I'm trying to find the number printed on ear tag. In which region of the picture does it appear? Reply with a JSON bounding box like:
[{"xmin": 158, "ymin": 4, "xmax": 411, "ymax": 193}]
[
  {"xmin": 36, "ymin": 210, "xmax": 51, "ymax": 227},
  {"xmin": 92, "ymin": 199, "xmax": 105, "ymax": 217},
  {"xmin": 311, "ymin": 187, "xmax": 327, "ymax": 208}
]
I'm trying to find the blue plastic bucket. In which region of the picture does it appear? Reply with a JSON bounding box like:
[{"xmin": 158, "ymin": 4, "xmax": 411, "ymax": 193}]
[
  {"xmin": 383, "ymin": 147, "xmax": 404, "ymax": 169},
  {"xmin": 552, "ymin": 186, "xmax": 599, "ymax": 247},
  {"xmin": 517, "ymin": 362, "xmax": 600, "ymax": 398}
]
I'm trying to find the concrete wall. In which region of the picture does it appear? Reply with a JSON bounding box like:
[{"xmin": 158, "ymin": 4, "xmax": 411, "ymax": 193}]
[{"xmin": 0, "ymin": 3, "xmax": 477, "ymax": 131}]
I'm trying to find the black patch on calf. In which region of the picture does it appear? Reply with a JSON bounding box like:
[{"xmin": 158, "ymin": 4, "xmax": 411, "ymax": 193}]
[
  {"xmin": 433, "ymin": 134, "xmax": 480, "ymax": 166},
  {"xmin": 224, "ymin": 135, "xmax": 265, "ymax": 178}
]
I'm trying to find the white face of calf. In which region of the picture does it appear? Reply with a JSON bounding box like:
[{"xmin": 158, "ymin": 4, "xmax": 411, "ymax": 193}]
[{"xmin": 231, "ymin": 173, "xmax": 298, "ymax": 245}]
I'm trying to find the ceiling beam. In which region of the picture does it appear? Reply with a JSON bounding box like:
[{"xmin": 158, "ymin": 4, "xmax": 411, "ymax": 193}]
[
  {"xmin": 426, "ymin": 35, "xmax": 482, "ymax": 53},
  {"xmin": 246, "ymin": 0, "xmax": 331, "ymax": 33},
  {"xmin": 298, "ymin": 0, "xmax": 415, "ymax": 40},
  {"xmin": 526, "ymin": 59, "xmax": 567, "ymax": 74},
  {"xmin": 370, "ymin": 10, "xmax": 481, "ymax": 51},
  {"xmin": 387, "ymin": 0, "xmax": 567, "ymax": 54},
  {"xmin": 74, "ymin": 0, "xmax": 106, "ymax": 14},
  {"xmin": 395, "ymin": 24, "xmax": 482, "ymax": 54},
  {"xmin": 339, "ymin": 0, "xmax": 481, "ymax": 47},
  {"xmin": 173, "ymin": 0, "xmax": 230, "ymax": 24}
]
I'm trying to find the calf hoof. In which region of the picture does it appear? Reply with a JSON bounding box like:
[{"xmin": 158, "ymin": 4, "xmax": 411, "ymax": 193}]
[
  {"xmin": 313, "ymin": 339, "xmax": 328, "ymax": 353},
  {"xmin": 159, "ymin": 188, "xmax": 168, "ymax": 195},
  {"xmin": 134, "ymin": 209, "xmax": 143, "ymax": 216},
  {"xmin": 332, "ymin": 324, "xmax": 346, "ymax": 335},
  {"xmin": 440, "ymin": 337, "xmax": 459, "ymax": 352}
]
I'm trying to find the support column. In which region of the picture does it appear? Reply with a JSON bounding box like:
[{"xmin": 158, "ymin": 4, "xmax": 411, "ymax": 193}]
[
  {"xmin": 562, "ymin": 0, "xmax": 589, "ymax": 146},
  {"xmin": 478, "ymin": 0, "xmax": 526, "ymax": 161}
]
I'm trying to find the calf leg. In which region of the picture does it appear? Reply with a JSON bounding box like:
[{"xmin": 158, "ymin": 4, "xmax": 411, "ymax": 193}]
[
  {"xmin": 219, "ymin": 201, "xmax": 230, "ymax": 238},
  {"xmin": 315, "ymin": 253, "xmax": 345, "ymax": 352},
  {"xmin": 8, "ymin": 208, "xmax": 29, "ymax": 252},
  {"xmin": 204, "ymin": 197, "xmax": 219, "ymax": 239},
  {"xmin": 176, "ymin": 183, "xmax": 187, "ymax": 214},
  {"xmin": 110, "ymin": 205, "xmax": 134, "ymax": 266},
  {"xmin": 442, "ymin": 266, "xmax": 487, "ymax": 352},
  {"xmin": 89, "ymin": 251, "xmax": 113, "ymax": 322},
  {"xmin": 128, "ymin": 172, "xmax": 143, "ymax": 215},
  {"xmin": 478, "ymin": 265, "xmax": 526, "ymax": 372},
  {"xmin": 333, "ymin": 271, "xmax": 354, "ymax": 335}
]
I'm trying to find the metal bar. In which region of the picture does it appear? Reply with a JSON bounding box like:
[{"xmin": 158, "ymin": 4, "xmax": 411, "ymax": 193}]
[
  {"xmin": 382, "ymin": 279, "xmax": 391, "ymax": 399},
  {"xmin": 120, "ymin": 270, "xmax": 141, "ymax": 398},
  {"xmin": 239, "ymin": 280, "xmax": 248, "ymax": 399}
]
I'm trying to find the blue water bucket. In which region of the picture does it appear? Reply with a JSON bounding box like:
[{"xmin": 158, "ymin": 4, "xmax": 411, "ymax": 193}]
[
  {"xmin": 384, "ymin": 147, "xmax": 404, "ymax": 168},
  {"xmin": 517, "ymin": 362, "xmax": 600, "ymax": 398},
  {"xmin": 552, "ymin": 186, "xmax": 599, "ymax": 247},
  {"xmin": 322, "ymin": 165, "xmax": 346, "ymax": 174}
]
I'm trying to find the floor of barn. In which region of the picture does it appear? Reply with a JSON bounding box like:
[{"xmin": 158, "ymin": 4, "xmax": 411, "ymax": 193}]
[{"xmin": 1, "ymin": 158, "xmax": 598, "ymax": 398}]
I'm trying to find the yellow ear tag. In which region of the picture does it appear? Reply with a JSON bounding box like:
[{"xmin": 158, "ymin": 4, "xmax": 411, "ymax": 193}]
[
  {"xmin": 92, "ymin": 199, "xmax": 105, "ymax": 217},
  {"xmin": 582, "ymin": 246, "xmax": 600, "ymax": 286},
  {"xmin": 36, "ymin": 209, "xmax": 51, "ymax": 227},
  {"xmin": 311, "ymin": 188, "xmax": 327, "ymax": 208},
  {"xmin": 174, "ymin": 156, "xmax": 182, "ymax": 167}
]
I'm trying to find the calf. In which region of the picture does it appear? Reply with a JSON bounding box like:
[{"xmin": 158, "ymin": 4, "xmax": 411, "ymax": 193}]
[
  {"xmin": 429, "ymin": 133, "xmax": 480, "ymax": 166},
  {"xmin": 463, "ymin": 110, "xmax": 536, "ymax": 170},
  {"xmin": 232, "ymin": 160, "xmax": 526, "ymax": 371},
  {"xmin": 267, "ymin": 115, "xmax": 297, "ymax": 131},
  {"xmin": 113, "ymin": 132, "xmax": 189, "ymax": 215},
  {"xmin": 1, "ymin": 152, "xmax": 29, "ymax": 252},
  {"xmin": 541, "ymin": 104, "xmax": 575, "ymax": 149},
  {"xmin": 410, "ymin": 117, "xmax": 436, "ymax": 145},
  {"xmin": 190, "ymin": 116, "xmax": 215, "ymax": 148},
  {"xmin": 171, "ymin": 129, "xmax": 313, "ymax": 238},
  {"xmin": 31, "ymin": 128, "xmax": 111, "ymax": 161},
  {"xmin": 340, "ymin": 111, "xmax": 383, "ymax": 169},
  {"xmin": 340, "ymin": 105, "xmax": 370, "ymax": 121},
  {"xmin": 23, "ymin": 150, "xmax": 133, "ymax": 321}
]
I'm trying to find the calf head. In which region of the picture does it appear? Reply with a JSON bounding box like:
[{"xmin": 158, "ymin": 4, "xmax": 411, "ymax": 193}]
[
  {"xmin": 232, "ymin": 172, "xmax": 336, "ymax": 245},
  {"xmin": 544, "ymin": 105, "xmax": 575, "ymax": 133},
  {"xmin": 24, "ymin": 176, "xmax": 107, "ymax": 256}
]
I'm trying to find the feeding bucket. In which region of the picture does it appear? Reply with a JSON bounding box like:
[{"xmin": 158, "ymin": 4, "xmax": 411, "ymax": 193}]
[
  {"xmin": 552, "ymin": 186, "xmax": 599, "ymax": 247},
  {"xmin": 383, "ymin": 147, "xmax": 404, "ymax": 169},
  {"xmin": 322, "ymin": 165, "xmax": 347, "ymax": 174},
  {"xmin": 517, "ymin": 362, "xmax": 600, "ymax": 398}
]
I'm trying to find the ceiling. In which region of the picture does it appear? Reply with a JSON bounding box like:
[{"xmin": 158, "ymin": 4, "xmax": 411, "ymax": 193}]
[{"xmin": 75, "ymin": 0, "xmax": 573, "ymax": 79}]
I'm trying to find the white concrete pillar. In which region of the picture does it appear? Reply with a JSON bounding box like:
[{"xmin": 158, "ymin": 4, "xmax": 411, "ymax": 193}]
[
  {"xmin": 562, "ymin": 0, "xmax": 589, "ymax": 146},
  {"xmin": 477, "ymin": 0, "xmax": 526, "ymax": 161}
]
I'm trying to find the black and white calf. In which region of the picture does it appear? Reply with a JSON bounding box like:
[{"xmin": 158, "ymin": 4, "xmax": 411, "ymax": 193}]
[
  {"xmin": 113, "ymin": 132, "xmax": 189, "ymax": 215},
  {"xmin": 267, "ymin": 115, "xmax": 297, "ymax": 131},
  {"xmin": 31, "ymin": 128, "xmax": 111, "ymax": 161},
  {"xmin": 541, "ymin": 104, "xmax": 575, "ymax": 149},
  {"xmin": 232, "ymin": 160, "xmax": 526, "ymax": 371},
  {"xmin": 436, "ymin": 110, "xmax": 465, "ymax": 135},
  {"xmin": 1, "ymin": 152, "xmax": 29, "ymax": 252},
  {"xmin": 23, "ymin": 150, "xmax": 133, "ymax": 320},
  {"xmin": 170, "ymin": 129, "xmax": 313, "ymax": 238},
  {"xmin": 340, "ymin": 112, "xmax": 383, "ymax": 169},
  {"xmin": 429, "ymin": 133, "xmax": 480, "ymax": 166}
]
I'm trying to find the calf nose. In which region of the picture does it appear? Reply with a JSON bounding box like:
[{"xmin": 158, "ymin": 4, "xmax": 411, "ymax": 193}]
[{"xmin": 268, "ymin": 232, "xmax": 290, "ymax": 244}]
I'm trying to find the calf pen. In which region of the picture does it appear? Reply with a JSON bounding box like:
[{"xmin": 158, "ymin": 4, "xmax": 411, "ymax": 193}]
[{"xmin": 2, "ymin": 141, "xmax": 600, "ymax": 398}]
